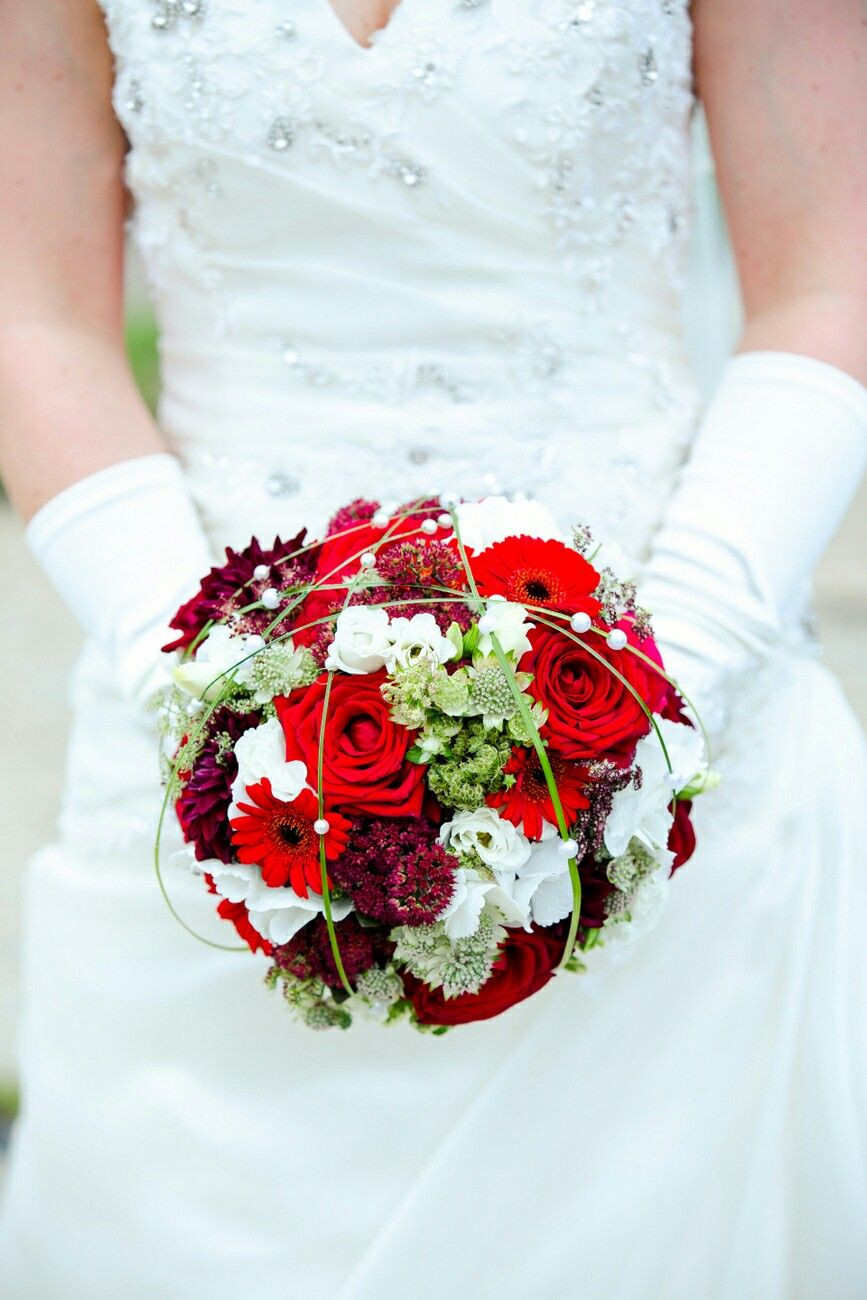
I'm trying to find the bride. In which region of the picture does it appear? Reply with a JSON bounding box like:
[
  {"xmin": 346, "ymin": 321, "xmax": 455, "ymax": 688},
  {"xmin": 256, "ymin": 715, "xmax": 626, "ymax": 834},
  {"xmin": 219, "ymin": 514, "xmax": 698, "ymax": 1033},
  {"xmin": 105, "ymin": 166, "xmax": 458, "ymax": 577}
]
[{"xmin": 1, "ymin": 1, "xmax": 865, "ymax": 1295}]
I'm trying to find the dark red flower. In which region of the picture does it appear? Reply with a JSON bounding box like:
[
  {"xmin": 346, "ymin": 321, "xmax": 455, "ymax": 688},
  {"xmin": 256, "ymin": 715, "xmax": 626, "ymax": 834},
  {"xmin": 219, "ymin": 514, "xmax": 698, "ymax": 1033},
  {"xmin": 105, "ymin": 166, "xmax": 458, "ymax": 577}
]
[
  {"xmin": 276, "ymin": 672, "xmax": 425, "ymax": 818},
  {"xmin": 230, "ymin": 780, "xmax": 351, "ymax": 896},
  {"xmin": 331, "ymin": 817, "xmax": 456, "ymax": 925},
  {"xmin": 487, "ymin": 747, "xmax": 590, "ymax": 841},
  {"xmin": 523, "ymin": 621, "xmax": 662, "ymax": 762},
  {"xmin": 272, "ymin": 913, "xmax": 394, "ymax": 989},
  {"xmin": 404, "ymin": 927, "xmax": 563, "ymax": 1026},
  {"xmin": 469, "ymin": 535, "xmax": 601, "ymax": 617},
  {"xmin": 315, "ymin": 502, "xmax": 445, "ymax": 586},
  {"xmin": 164, "ymin": 533, "xmax": 315, "ymax": 652},
  {"xmin": 668, "ymin": 799, "xmax": 696, "ymax": 871},
  {"xmin": 176, "ymin": 707, "xmax": 256, "ymax": 863}
]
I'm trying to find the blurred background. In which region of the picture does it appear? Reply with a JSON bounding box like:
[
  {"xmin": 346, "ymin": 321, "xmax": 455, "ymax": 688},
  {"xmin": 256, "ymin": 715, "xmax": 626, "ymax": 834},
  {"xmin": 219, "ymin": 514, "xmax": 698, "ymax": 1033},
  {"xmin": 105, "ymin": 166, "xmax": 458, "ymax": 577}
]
[{"xmin": 1, "ymin": 277, "xmax": 865, "ymax": 1144}]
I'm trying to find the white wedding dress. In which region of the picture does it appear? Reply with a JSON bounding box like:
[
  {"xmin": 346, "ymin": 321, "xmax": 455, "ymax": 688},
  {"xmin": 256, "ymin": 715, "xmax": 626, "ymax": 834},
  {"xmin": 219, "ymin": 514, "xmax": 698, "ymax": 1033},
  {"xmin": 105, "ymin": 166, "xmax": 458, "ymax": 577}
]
[{"xmin": 2, "ymin": 2, "xmax": 866, "ymax": 1296}]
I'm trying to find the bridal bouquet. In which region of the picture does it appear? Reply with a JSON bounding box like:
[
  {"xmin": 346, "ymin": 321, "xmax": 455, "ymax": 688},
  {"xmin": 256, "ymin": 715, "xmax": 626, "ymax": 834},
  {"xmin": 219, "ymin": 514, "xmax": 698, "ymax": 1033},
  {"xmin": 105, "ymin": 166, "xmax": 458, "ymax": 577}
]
[{"xmin": 158, "ymin": 496, "xmax": 709, "ymax": 1031}]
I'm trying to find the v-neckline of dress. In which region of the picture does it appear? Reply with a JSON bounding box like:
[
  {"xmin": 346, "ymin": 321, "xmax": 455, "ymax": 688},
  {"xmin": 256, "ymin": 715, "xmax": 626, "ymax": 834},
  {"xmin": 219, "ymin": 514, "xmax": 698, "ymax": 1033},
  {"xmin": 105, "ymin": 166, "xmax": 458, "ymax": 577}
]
[{"xmin": 319, "ymin": 0, "xmax": 409, "ymax": 55}]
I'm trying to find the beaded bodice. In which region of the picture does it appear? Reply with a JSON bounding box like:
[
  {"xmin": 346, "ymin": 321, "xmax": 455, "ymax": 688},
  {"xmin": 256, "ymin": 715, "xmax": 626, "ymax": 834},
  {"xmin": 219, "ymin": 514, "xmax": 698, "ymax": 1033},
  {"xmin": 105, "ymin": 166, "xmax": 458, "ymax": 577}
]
[{"xmin": 100, "ymin": 0, "xmax": 700, "ymax": 553}]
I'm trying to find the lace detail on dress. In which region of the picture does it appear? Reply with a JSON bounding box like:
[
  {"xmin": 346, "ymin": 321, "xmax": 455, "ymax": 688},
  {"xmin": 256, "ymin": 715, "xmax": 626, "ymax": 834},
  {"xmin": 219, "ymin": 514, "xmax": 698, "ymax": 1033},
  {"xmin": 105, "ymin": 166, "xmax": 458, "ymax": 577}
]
[{"xmin": 98, "ymin": 0, "xmax": 701, "ymax": 560}]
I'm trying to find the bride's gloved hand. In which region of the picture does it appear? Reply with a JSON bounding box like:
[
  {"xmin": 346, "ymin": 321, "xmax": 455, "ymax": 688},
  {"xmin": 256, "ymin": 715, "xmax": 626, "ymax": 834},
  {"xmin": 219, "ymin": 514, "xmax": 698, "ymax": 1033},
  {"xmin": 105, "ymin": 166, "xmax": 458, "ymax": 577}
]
[
  {"xmin": 26, "ymin": 453, "xmax": 214, "ymax": 712},
  {"xmin": 641, "ymin": 352, "xmax": 867, "ymax": 735}
]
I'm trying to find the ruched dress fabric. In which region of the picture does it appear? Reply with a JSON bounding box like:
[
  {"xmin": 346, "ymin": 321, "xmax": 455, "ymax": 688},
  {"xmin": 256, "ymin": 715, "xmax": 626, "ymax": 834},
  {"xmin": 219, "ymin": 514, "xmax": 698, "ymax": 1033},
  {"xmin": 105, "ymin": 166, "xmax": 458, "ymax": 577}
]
[{"xmin": 1, "ymin": 2, "xmax": 865, "ymax": 1296}]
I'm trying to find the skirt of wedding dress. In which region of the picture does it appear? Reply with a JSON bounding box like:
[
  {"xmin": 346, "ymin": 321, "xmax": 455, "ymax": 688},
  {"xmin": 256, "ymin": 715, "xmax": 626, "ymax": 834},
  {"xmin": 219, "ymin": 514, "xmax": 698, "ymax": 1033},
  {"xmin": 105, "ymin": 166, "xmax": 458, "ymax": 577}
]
[{"xmin": 1, "ymin": 639, "xmax": 865, "ymax": 1300}]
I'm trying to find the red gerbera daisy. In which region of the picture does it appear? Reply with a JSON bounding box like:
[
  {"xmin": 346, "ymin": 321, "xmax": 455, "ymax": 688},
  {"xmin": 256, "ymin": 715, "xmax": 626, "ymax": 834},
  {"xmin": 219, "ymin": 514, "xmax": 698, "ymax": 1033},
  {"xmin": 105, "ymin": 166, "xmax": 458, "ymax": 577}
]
[
  {"xmin": 230, "ymin": 780, "xmax": 351, "ymax": 897},
  {"xmin": 487, "ymin": 747, "xmax": 590, "ymax": 841},
  {"xmin": 469, "ymin": 535, "xmax": 601, "ymax": 617}
]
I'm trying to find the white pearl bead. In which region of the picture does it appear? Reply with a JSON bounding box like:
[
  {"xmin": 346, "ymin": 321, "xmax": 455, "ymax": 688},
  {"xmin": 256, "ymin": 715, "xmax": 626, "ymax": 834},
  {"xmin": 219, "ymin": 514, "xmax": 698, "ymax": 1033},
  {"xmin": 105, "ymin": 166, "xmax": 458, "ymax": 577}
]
[
  {"xmin": 420, "ymin": 517, "xmax": 438, "ymax": 535},
  {"xmin": 439, "ymin": 491, "xmax": 459, "ymax": 509},
  {"xmin": 253, "ymin": 564, "xmax": 270, "ymax": 581},
  {"xmin": 436, "ymin": 512, "xmax": 452, "ymax": 528},
  {"xmin": 478, "ymin": 613, "xmax": 497, "ymax": 633},
  {"xmin": 371, "ymin": 511, "xmax": 389, "ymax": 528},
  {"xmin": 246, "ymin": 634, "xmax": 266, "ymax": 651},
  {"xmin": 570, "ymin": 611, "xmax": 592, "ymax": 633},
  {"xmin": 557, "ymin": 838, "xmax": 579, "ymax": 859},
  {"xmin": 606, "ymin": 628, "xmax": 628, "ymax": 651},
  {"xmin": 261, "ymin": 588, "xmax": 281, "ymax": 609},
  {"xmin": 313, "ymin": 818, "xmax": 330, "ymax": 836},
  {"xmin": 360, "ymin": 551, "xmax": 377, "ymax": 568}
]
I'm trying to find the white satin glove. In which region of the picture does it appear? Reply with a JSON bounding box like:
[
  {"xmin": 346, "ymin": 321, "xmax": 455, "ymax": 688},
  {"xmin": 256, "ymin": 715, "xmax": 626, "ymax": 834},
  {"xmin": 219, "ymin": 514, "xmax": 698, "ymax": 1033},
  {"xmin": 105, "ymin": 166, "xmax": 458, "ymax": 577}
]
[
  {"xmin": 641, "ymin": 352, "xmax": 867, "ymax": 733},
  {"xmin": 26, "ymin": 453, "xmax": 214, "ymax": 710}
]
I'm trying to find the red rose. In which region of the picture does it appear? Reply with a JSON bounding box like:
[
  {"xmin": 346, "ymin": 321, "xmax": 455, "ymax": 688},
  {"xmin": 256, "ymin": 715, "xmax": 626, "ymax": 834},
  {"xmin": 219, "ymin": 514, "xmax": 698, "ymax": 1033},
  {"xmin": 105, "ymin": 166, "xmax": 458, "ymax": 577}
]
[
  {"xmin": 276, "ymin": 672, "xmax": 425, "ymax": 818},
  {"xmin": 668, "ymin": 798, "xmax": 696, "ymax": 871},
  {"xmin": 523, "ymin": 621, "xmax": 665, "ymax": 762},
  {"xmin": 404, "ymin": 928, "xmax": 563, "ymax": 1026}
]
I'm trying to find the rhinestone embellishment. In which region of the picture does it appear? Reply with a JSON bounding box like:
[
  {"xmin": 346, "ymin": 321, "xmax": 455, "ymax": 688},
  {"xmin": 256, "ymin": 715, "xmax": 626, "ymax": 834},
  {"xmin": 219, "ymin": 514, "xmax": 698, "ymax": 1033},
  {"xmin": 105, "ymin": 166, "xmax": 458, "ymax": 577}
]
[
  {"xmin": 265, "ymin": 470, "xmax": 300, "ymax": 497},
  {"xmin": 151, "ymin": 0, "xmax": 205, "ymax": 31},
  {"xmin": 267, "ymin": 117, "xmax": 296, "ymax": 151}
]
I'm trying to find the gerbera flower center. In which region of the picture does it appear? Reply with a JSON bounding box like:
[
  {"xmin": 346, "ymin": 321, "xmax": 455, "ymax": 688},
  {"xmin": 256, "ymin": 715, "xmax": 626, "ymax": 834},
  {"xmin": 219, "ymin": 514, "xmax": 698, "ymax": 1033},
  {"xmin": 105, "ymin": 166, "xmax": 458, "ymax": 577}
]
[
  {"xmin": 277, "ymin": 820, "xmax": 305, "ymax": 848},
  {"xmin": 511, "ymin": 567, "xmax": 564, "ymax": 608}
]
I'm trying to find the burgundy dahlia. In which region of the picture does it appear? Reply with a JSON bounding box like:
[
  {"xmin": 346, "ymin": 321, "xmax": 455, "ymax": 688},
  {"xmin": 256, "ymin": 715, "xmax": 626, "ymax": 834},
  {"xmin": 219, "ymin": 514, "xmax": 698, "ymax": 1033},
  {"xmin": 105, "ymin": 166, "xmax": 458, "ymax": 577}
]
[
  {"xmin": 163, "ymin": 533, "xmax": 315, "ymax": 652},
  {"xmin": 272, "ymin": 914, "xmax": 393, "ymax": 989},
  {"xmin": 331, "ymin": 817, "xmax": 457, "ymax": 926},
  {"xmin": 176, "ymin": 707, "xmax": 256, "ymax": 863}
]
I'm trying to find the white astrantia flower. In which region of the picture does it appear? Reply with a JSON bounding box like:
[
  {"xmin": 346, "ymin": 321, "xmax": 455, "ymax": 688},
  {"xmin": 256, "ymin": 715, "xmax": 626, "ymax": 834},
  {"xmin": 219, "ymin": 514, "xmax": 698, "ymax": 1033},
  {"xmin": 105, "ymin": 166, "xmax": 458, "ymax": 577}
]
[
  {"xmin": 455, "ymin": 496, "xmax": 566, "ymax": 553},
  {"xmin": 602, "ymin": 852, "xmax": 674, "ymax": 946},
  {"xmin": 324, "ymin": 606, "xmax": 392, "ymax": 675},
  {"xmin": 476, "ymin": 600, "xmax": 534, "ymax": 659},
  {"xmin": 440, "ymin": 806, "xmax": 532, "ymax": 873},
  {"xmin": 383, "ymin": 612, "xmax": 457, "ymax": 673},
  {"xmin": 205, "ymin": 859, "xmax": 352, "ymax": 946},
  {"xmin": 172, "ymin": 624, "xmax": 262, "ymax": 701},
  {"xmin": 229, "ymin": 716, "xmax": 307, "ymax": 811},
  {"xmin": 604, "ymin": 719, "xmax": 706, "ymax": 859}
]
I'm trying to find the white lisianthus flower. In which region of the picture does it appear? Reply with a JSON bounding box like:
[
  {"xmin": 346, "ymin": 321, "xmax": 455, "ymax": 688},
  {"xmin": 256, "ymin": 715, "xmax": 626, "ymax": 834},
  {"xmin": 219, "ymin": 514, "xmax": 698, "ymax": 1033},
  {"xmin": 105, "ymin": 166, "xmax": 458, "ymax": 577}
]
[
  {"xmin": 455, "ymin": 496, "xmax": 566, "ymax": 552},
  {"xmin": 510, "ymin": 822, "xmax": 577, "ymax": 929},
  {"xmin": 230, "ymin": 716, "xmax": 308, "ymax": 809},
  {"xmin": 476, "ymin": 600, "xmax": 534, "ymax": 659},
  {"xmin": 440, "ymin": 866, "xmax": 527, "ymax": 940},
  {"xmin": 384, "ymin": 612, "xmax": 457, "ymax": 672},
  {"xmin": 604, "ymin": 719, "xmax": 706, "ymax": 858},
  {"xmin": 205, "ymin": 860, "xmax": 352, "ymax": 946},
  {"xmin": 440, "ymin": 806, "xmax": 532, "ymax": 872},
  {"xmin": 172, "ymin": 624, "xmax": 263, "ymax": 701},
  {"xmin": 324, "ymin": 606, "xmax": 392, "ymax": 674}
]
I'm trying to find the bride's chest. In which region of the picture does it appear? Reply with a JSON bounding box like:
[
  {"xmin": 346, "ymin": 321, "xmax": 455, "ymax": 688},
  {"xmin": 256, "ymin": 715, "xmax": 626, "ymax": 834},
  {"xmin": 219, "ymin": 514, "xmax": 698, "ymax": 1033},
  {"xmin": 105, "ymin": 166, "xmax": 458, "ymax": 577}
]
[{"xmin": 100, "ymin": 0, "xmax": 693, "ymax": 187}]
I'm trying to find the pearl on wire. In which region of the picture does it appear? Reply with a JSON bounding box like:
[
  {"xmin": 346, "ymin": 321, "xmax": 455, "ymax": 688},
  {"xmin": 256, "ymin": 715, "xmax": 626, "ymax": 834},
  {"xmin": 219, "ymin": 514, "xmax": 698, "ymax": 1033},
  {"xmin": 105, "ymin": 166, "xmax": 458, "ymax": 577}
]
[
  {"xmin": 313, "ymin": 818, "xmax": 330, "ymax": 835},
  {"xmin": 261, "ymin": 588, "xmax": 281, "ymax": 609},
  {"xmin": 371, "ymin": 511, "xmax": 390, "ymax": 528},
  {"xmin": 570, "ymin": 611, "xmax": 592, "ymax": 633},
  {"xmin": 253, "ymin": 564, "xmax": 270, "ymax": 581},
  {"xmin": 606, "ymin": 628, "xmax": 628, "ymax": 651},
  {"xmin": 360, "ymin": 551, "xmax": 377, "ymax": 568},
  {"xmin": 437, "ymin": 512, "xmax": 452, "ymax": 528},
  {"xmin": 557, "ymin": 838, "xmax": 579, "ymax": 859},
  {"xmin": 420, "ymin": 518, "xmax": 438, "ymax": 535}
]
